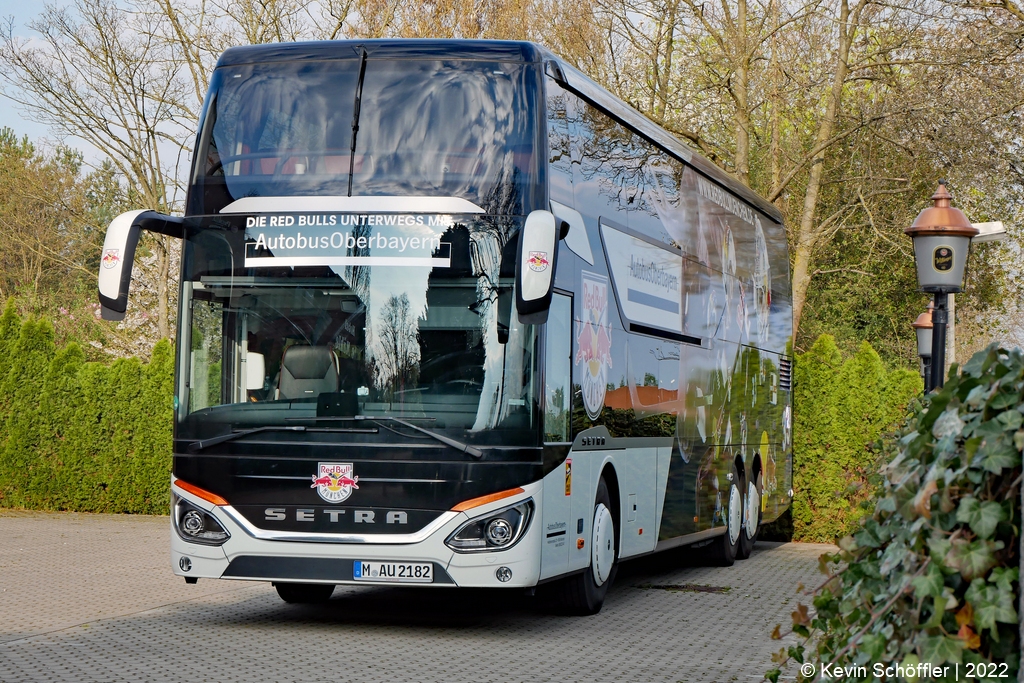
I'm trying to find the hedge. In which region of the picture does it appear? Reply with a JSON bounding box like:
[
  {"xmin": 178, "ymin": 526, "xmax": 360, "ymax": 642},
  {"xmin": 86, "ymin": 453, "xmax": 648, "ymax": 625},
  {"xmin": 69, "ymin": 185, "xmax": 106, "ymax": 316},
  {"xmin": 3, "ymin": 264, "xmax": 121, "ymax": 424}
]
[
  {"xmin": 768, "ymin": 344, "xmax": 1021, "ymax": 680},
  {"xmin": 0, "ymin": 302, "xmax": 173, "ymax": 514},
  {"xmin": 792, "ymin": 334, "xmax": 923, "ymax": 542}
]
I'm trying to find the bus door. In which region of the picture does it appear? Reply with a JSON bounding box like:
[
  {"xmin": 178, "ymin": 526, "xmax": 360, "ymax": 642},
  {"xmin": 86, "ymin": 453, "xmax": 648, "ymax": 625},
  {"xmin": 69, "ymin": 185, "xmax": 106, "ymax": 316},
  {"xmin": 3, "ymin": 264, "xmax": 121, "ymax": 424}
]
[{"xmin": 540, "ymin": 293, "xmax": 573, "ymax": 579}]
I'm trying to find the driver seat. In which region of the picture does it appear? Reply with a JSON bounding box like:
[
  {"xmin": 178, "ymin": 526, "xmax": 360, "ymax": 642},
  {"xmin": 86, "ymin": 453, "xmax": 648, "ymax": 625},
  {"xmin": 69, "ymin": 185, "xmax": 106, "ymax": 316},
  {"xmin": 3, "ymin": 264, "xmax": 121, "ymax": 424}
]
[{"xmin": 277, "ymin": 345, "xmax": 339, "ymax": 399}]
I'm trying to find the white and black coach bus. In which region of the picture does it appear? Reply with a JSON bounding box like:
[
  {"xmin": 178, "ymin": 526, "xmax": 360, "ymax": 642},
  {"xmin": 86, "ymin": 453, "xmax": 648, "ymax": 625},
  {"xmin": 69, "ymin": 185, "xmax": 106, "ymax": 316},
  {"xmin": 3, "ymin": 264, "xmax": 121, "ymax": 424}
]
[{"xmin": 98, "ymin": 39, "xmax": 793, "ymax": 615}]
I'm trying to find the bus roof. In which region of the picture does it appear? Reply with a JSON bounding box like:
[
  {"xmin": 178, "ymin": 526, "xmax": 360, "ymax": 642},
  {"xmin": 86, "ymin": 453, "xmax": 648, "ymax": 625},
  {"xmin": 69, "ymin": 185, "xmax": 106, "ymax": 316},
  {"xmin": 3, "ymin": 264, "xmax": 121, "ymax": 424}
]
[
  {"xmin": 216, "ymin": 39, "xmax": 547, "ymax": 67},
  {"xmin": 215, "ymin": 39, "xmax": 783, "ymax": 224}
]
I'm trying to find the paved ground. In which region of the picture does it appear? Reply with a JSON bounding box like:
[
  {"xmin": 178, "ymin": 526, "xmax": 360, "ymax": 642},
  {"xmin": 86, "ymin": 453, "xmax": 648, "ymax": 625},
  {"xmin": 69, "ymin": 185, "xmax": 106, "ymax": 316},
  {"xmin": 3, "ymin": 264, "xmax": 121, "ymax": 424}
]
[{"xmin": 0, "ymin": 511, "xmax": 832, "ymax": 683}]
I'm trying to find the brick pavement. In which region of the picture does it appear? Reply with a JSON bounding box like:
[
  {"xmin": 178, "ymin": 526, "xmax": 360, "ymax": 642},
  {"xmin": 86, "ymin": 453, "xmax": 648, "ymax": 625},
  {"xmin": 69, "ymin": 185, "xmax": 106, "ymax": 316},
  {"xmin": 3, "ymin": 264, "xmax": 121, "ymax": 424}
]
[{"xmin": 0, "ymin": 511, "xmax": 833, "ymax": 683}]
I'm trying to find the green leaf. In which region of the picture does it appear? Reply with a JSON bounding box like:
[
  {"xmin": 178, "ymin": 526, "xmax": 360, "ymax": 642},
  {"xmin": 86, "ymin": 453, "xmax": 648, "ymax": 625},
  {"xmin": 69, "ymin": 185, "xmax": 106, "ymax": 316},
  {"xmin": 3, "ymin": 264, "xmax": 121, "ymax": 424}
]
[
  {"xmin": 944, "ymin": 538, "xmax": 999, "ymax": 581},
  {"xmin": 961, "ymin": 349, "xmax": 989, "ymax": 376},
  {"xmin": 876, "ymin": 495, "xmax": 896, "ymax": 513},
  {"xmin": 912, "ymin": 564, "xmax": 945, "ymax": 599},
  {"xmin": 860, "ymin": 633, "xmax": 887, "ymax": 660},
  {"xmin": 973, "ymin": 419, "xmax": 1005, "ymax": 439},
  {"xmin": 964, "ymin": 384, "xmax": 988, "ymax": 408},
  {"xmin": 973, "ymin": 436, "xmax": 1021, "ymax": 474},
  {"xmin": 878, "ymin": 542, "xmax": 908, "ymax": 576},
  {"xmin": 854, "ymin": 523, "xmax": 883, "ymax": 549},
  {"xmin": 966, "ymin": 578, "xmax": 1019, "ymax": 634},
  {"xmin": 955, "ymin": 497, "xmax": 1007, "ymax": 540},
  {"xmin": 988, "ymin": 389, "xmax": 1018, "ymax": 409},
  {"xmin": 932, "ymin": 408, "xmax": 965, "ymax": 439},
  {"xmin": 955, "ymin": 496, "xmax": 979, "ymax": 522},
  {"xmin": 922, "ymin": 595, "xmax": 946, "ymax": 628},
  {"xmin": 995, "ymin": 409, "xmax": 1022, "ymax": 430},
  {"xmin": 989, "ymin": 567, "xmax": 1018, "ymax": 593},
  {"xmin": 920, "ymin": 634, "xmax": 963, "ymax": 665},
  {"xmin": 927, "ymin": 536, "xmax": 952, "ymax": 563}
]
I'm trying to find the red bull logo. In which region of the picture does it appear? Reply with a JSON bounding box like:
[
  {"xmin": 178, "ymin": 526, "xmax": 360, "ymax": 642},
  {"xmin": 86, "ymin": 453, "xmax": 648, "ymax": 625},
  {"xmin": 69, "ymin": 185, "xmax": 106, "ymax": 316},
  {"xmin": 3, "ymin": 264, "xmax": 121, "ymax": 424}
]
[
  {"xmin": 101, "ymin": 249, "xmax": 120, "ymax": 270},
  {"xmin": 311, "ymin": 462, "xmax": 358, "ymax": 503},
  {"xmin": 527, "ymin": 250, "xmax": 550, "ymax": 272},
  {"xmin": 576, "ymin": 273, "xmax": 612, "ymax": 420}
]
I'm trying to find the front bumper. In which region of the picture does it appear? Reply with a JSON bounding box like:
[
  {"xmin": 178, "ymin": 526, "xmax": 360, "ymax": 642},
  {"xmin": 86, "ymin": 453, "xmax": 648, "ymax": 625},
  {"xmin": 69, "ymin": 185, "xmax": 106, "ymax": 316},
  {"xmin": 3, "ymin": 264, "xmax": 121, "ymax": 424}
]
[{"xmin": 170, "ymin": 478, "xmax": 543, "ymax": 589}]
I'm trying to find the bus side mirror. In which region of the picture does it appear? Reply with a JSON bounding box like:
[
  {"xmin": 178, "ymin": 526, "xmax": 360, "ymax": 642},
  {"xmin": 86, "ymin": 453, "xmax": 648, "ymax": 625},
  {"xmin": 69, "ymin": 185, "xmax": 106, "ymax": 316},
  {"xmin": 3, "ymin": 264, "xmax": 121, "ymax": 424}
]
[
  {"xmin": 516, "ymin": 210, "xmax": 559, "ymax": 325},
  {"xmin": 98, "ymin": 210, "xmax": 183, "ymax": 321}
]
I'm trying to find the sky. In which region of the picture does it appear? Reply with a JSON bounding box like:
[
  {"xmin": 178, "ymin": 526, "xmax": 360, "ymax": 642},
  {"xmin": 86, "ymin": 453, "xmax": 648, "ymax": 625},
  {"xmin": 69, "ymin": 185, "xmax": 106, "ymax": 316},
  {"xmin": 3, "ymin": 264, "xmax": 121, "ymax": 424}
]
[
  {"xmin": 0, "ymin": 0, "xmax": 93, "ymax": 154},
  {"xmin": 0, "ymin": 1, "xmax": 50, "ymax": 139}
]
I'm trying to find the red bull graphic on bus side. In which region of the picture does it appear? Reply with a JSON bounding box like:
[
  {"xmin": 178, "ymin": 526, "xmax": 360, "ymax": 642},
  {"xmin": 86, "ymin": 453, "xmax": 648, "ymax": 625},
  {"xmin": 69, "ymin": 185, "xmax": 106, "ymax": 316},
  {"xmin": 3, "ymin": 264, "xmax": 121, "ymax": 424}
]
[
  {"xmin": 576, "ymin": 273, "xmax": 612, "ymax": 420},
  {"xmin": 312, "ymin": 462, "xmax": 359, "ymax": 503}
]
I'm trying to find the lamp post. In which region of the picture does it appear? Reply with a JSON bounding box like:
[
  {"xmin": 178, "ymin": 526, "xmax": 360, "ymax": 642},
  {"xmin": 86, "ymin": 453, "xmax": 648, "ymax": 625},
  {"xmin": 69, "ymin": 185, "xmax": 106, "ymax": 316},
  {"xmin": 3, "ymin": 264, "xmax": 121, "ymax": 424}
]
[
  {"xmin": 913, "ymin": 302, "xmax": 934, "ymax": 390},
  {"xmin": 904, "ymin": 182, "xmax": 978, "ymax": 391}
]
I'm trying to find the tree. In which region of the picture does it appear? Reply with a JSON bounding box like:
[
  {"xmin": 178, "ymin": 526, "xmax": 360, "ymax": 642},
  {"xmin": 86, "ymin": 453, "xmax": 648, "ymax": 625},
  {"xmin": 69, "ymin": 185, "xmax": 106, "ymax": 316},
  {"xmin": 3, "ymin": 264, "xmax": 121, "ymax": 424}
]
[
  {"xmin": 372, "ymin": 293, "xmax": 421, "ymax": 395},
  {"xmin": 0, "ymin": 1, "xmax": 192, "ymax": 339},
  {"xmin": 0, "ymin": 128, "xmax": 88, "ymax": 302}
]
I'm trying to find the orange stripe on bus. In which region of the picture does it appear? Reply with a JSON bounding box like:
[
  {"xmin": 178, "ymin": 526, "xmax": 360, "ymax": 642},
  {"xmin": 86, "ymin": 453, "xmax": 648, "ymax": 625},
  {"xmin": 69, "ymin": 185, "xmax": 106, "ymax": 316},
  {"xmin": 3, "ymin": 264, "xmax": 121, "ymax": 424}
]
[
  {"xmin": 451, "ymin": 487, "xmax": 524, "ymax": 512},
  {"xmin": 174, "ymin": 479, "xmax": 229, "ymax": 506}
]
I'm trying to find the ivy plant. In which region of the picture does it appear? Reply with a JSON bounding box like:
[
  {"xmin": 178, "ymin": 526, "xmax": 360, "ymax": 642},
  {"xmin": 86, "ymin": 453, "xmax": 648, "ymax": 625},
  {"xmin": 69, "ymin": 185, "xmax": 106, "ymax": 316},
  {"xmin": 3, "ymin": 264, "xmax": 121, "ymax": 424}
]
[{"xmin": 768, "ymin": 344, "xmax": 1021, "ymax": 682}]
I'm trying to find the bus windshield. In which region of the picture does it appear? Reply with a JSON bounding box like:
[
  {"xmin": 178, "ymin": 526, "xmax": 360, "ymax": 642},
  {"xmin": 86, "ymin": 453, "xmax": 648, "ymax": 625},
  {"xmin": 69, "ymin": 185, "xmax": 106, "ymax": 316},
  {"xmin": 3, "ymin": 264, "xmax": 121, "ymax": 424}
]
[
  {"xmin": 177, "ymin": 216, "xmax": 539, "ymax": 450},
  {"xmin": 189, "ymin": 58, "xmax": 542, "ymax": 216}
]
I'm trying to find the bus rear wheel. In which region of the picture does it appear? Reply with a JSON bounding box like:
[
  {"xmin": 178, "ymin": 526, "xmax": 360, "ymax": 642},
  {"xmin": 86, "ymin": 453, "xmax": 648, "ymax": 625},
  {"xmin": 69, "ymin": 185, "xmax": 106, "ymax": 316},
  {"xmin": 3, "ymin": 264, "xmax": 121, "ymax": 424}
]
[
  {"xmin": 555, "ymin": 477, "xmax": 617, "ymax": 616},
  {"xmin": 274, "ymin": 582, "xmax": 335, "ymax": 604},
  {"xmin": 737, "ymin": 471, "xmax": 762, "ymax": 560}
]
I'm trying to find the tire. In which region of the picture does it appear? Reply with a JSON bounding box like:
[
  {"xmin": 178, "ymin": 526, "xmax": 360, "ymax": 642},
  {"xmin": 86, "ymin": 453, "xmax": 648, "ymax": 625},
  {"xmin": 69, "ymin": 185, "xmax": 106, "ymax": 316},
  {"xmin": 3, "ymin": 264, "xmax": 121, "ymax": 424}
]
[
  {"xmin": 274, "ymin": 582, "xmax": 335, "ymax": 604},
  {"xmin": 737, "ymin": 470, "xmax": 762, "ymax": 560},
  {"xmin": 706, "ymin": 463, "xmax": 742, "ymax": 567},
  {"xmin": 554, "ymin": 477, "xmax": 618, "ymax": 615}
]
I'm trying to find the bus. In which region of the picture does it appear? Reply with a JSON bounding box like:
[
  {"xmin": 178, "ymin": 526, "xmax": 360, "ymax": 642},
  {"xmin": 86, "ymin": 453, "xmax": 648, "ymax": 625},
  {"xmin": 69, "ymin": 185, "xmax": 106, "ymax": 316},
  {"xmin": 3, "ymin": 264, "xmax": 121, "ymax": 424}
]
[{"xmin": 98, "ymin": 39, "xmax": 793, "ymax": 615}]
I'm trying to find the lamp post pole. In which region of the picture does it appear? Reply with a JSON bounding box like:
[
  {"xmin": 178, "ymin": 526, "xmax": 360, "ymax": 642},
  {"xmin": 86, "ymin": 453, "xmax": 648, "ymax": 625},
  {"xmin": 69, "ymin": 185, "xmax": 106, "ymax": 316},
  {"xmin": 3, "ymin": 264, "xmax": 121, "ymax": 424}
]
[
  {"xmin": 913, "ymin": 303, "xmax": 934, "ymax": 391},
  {"xmin": 930, "ymin": 293, "xmax": 948, "ymax": 390}
]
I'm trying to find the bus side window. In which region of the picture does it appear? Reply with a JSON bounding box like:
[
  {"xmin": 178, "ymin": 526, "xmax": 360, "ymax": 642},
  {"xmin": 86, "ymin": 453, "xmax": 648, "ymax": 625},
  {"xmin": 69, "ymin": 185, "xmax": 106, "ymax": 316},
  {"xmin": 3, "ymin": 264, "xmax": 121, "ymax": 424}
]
[
  {"xmin": 544, "ymin": 293, "xmax": 572, "ymax": 442},
  {"xmin": 546, "ymin": 80, "xmax": 575, "ymax": 207}
]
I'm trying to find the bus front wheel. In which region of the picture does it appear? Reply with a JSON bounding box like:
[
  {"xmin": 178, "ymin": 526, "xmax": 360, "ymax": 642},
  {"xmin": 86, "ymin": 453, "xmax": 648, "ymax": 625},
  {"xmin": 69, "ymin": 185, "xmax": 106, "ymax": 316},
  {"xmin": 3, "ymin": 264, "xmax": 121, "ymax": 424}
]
[
  {"xmin": 555, "ymin": 477, "xmax": 618, "ymax": 615},
  {"xmin": 274, "ymin": 582, "xmax": 335, "ymax": 604},
  {"xmin": 706, "ymin": 464, "xmax": 742, "ymax": 567}
]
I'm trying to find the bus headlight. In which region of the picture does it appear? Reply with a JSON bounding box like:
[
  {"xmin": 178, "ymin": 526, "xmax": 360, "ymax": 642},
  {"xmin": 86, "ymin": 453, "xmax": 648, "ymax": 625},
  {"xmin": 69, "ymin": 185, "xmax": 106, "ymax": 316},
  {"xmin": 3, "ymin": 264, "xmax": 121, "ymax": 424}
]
[
  {"xmin": 445, "ymin": 499, "xmax": 533, "ymax": 553},
  {"xmin": 173, "ymin": 495, "xmax": 230, "ymax": 546}
]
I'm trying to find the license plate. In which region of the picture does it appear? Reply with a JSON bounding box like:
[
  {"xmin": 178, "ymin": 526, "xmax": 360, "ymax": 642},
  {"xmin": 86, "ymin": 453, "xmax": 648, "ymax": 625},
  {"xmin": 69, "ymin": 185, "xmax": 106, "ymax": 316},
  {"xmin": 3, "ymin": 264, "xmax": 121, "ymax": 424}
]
[{"xmin": 353, "ymin": 561, "xmax": 433, "ymax": 583}]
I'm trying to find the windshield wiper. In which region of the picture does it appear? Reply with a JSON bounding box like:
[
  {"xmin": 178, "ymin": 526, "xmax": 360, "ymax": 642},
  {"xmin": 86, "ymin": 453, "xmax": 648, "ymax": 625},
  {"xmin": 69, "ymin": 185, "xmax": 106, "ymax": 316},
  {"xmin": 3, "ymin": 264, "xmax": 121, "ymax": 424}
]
[
  {"xmin": 188, "ymin": 426, "xmax": 307, "ymax": 453},
  {"xmin": 188, "ymin": 424, "xmax": 378, "ymax": 453},
  {"xmin": 278, "ymin": 414, "xmax": 484, "ymax": 458},
  {"xmin": 347, "ymin": 48, "xmax": 368, "ymax": 197},
  {"xmin": 357, "ymin": 415, "xmax": 483, "ymax": 458}
]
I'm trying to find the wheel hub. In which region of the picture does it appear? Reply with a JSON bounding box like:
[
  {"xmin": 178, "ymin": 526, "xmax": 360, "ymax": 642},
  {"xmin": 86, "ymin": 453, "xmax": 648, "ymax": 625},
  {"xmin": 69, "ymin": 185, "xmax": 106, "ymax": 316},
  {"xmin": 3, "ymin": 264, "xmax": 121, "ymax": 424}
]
[
  {"xmin": 744, "ymin": 481, "xmax": 759, "ymax": 540},
  {"xmin": 592, "ymin": 503, "xmax": 615, "ymax": 586}
]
